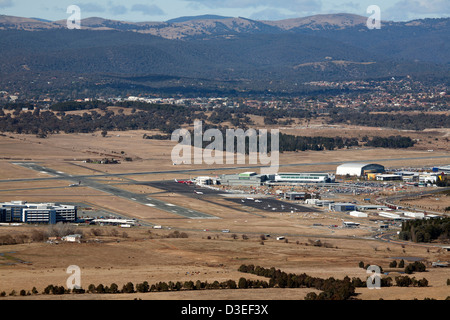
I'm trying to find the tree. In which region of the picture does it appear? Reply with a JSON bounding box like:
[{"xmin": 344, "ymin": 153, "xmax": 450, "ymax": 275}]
[
  {"xmin": 395, "ymin": 276, "xmax": 413, "ymax": 287},
  {"xmin": 417, "ymin": 278, "xmax": 428, "ymax": 287},
  {"xmin": 96, "ymin": 284, "xmax": 105, "ymax": 293},
  {"xmin": 88, "ymin": 284, "xmax": 96, "ymax": 293},
  {"xmin": 136, "ymin": 281, "xmax": 150, "ymax": 293},
  {"xmin": 238, "ymin": 277, "xmax": 248, "ymax": 289},
  {"xmin": 110, "ymin": 283, "xmax": 119, "ymax": 294},
  {"xmin": 122, "ymin": 282, "xmax": 134, "ymax": 293},
  {"xmin": 305, "ymin": 292, "xmax": 318, "ymax": 300},
  {"xmin": 405, "ymin": 264, "xmax": 414, "ymax": 274}
]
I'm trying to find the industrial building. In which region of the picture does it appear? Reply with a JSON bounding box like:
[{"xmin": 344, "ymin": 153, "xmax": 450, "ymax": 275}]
[
  {"xmin": 378, "ymin": 211, "xmax": 401, "ymax": 219},
  {"xmin": 356, "ymin": 204, "xmax": 388, "ymax": 211},
  {"xmin": 336, "ymin": 163, "xmax": 385, "ymax": 177},
  {"xmin": 349, "ymin": 211, "xmax": 368, "ymax": 218},
  {"xmin": 402, "ymin": 211, "xmax": 425, "ymax": 219},
  {"xmin": 0, "ymin": 201, "xmax": 77, "ymax": 224}
]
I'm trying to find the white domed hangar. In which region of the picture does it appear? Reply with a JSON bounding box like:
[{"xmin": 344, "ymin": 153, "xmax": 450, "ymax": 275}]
[{"xmin": 336, "ymin": 163, "xmax": 385, "ymax": 177}]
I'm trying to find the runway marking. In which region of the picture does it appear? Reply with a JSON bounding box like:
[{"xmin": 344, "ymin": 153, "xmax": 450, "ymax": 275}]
[{"xmin": 9, "ymin": 162, "xmax": 220, "ymax": 220}]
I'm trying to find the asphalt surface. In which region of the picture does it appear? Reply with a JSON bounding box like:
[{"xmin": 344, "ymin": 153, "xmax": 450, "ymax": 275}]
[
  {"xmin": 4, "ymin": 155, "xmax": 450, "ymax": 183},
  {"xmin": 225, "ymin": 197, "xmax": 320, "ymax": 213},
  {"xmin": 12, "ymin": 162, "xmax": 218, "ymax": 220},
  {"xmin": 145, "ymin": 180, "xmax": 320, "ymax": 213}
]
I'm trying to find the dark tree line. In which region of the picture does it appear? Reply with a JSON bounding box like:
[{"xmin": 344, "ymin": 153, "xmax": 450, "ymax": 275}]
[
  {"xmin": 329, "ymin": 110, "xmax": 450, "ymax": 131},
  {"xmin": 0, "ymin": 106, "xmax": 204, "ymax": 135},
  {"xmin": 365, "ymin": 135, "xmax": 416, "ymax": 148},
  {"xmin": 0, "ymin": 102, "xmax": 419, "ymax": 151},
  {"xmin": 278, "ymin": 133, "xmax": 359, "ymax": 152},
  {"xmin": 399, "ymin": 217, "xmax": 450, "ymax": 242},
  {"xmin": 238, "ymin": 264, "xmax": 357, "ymax": 300}
]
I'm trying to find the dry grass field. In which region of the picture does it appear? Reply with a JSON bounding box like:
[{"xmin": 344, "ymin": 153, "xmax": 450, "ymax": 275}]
[{"xmin": 0, "ymin": 128, "xmax": 449, "ymax": 300}]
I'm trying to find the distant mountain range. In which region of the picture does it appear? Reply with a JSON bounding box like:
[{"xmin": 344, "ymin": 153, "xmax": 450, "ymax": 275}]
[
  {"xmin": 0, "ymin": 13, "xmax": 448, "ymax": 98},
  {"xmin": 1, "ymin": 13, "xmax": 448, "ymax": 39}
]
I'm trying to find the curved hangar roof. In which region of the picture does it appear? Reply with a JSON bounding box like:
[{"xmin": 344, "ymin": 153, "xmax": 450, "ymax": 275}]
[{"xmin": 336, "ymin": 163, "xmax": 385, "ymax": 176}]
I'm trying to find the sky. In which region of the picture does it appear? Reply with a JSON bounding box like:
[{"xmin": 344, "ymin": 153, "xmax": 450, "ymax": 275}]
[{"xmin": 0, "ymin": 0, "xmax": 449, "ymax": 22}]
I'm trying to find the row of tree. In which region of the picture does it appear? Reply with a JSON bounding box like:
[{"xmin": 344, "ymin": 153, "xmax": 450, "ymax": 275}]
[
  {"xmin": 1, "ymin": 262, "xmax": 434, "ymax": 299},
  {"xmin": 365, "ymin": 135, "xmax": 416, "ymax": 149},
  {"xmin": 238, "ymin": 264, "xmax": 356, "ymax": 300},
  {"xmin": 399, "ymin": 217, "xmax": 450, "ymax": 242},
  {"xmin": 329, "ymin": 110, "xmax": 450, "ymax": 131},
  {"xmin": 360, "ymin": 260, "xmax": 427, "ymax": 274}
]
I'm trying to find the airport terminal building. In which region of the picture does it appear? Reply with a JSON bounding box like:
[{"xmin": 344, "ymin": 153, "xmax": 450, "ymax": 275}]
[
  {"xmin": 273, "ymin": 173, "xmax": 335, "ymax": 184},
  {"xmin": 219, "ymin": 172, "xmax": 335, "ymax": 186},
  {"xmin": 219, "ymin": 172, "xmax": 272, "ymax": 187},
  {"xmin": 0, "ymin": 201, "xmax": 77, "ymax": 224}
]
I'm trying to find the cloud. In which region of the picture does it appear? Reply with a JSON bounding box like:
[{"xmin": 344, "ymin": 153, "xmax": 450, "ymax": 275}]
[
  {"xmin": 184, "ymin": 0, "xmax": 322, "ymax": 12},
  {"xmin": 341, "ymin": 2, "xmax": 361, "ymax": 10},
  {"xmin": 108, "ymin": 1, "xmax": 128, "ymax": 15},
  {"xmin": 77, "ymin": 3, "xmax": 106, "ymax": 13},
  {"xmin": 384, "ymin": 0, "xmax": 450, "ymax": 20},
  {"xmin": 249, "ymin": 8, "xmax": 298, "ymax": 20},
  {"xmin": 131, "ymin": 4, "xmax": 166, "ymax": 16},
  {"xmin": 0, "ymin": 0, "xmax": 13, "ymax": 9},
  {"xmin": 110, "ymin": 5, "xmax": 127, "ymax": 15}
]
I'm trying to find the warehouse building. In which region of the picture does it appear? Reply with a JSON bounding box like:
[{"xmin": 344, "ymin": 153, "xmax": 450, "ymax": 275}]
[
  {"xmin": 349, "ymin": 211, "xmax": 368, "ymax": 218},
  {"xmin": 356, "ymin": 204, "xmax": 388, "ymax": 211},
  {"xmin": 0, "ymin": 201, "xmax": 77, "ymax": 224},
  {"xmin": 336, "ymin": 163, "xmax": 385, "ymax": 177}
]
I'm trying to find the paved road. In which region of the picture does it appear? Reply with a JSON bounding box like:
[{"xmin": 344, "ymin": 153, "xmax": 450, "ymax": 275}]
[{"xmin": 376, "ymin": 230, "xmax": 449, "ymax": 249}]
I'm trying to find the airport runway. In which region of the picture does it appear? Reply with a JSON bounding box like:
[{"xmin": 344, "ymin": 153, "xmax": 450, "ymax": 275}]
[
  {"xmin": 11, "ymin": 162, "xmax": 218, "ymax": 220},
  {"xmin": 3, "ymin": 155, "xmax": 450, "ymax": 183}
]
